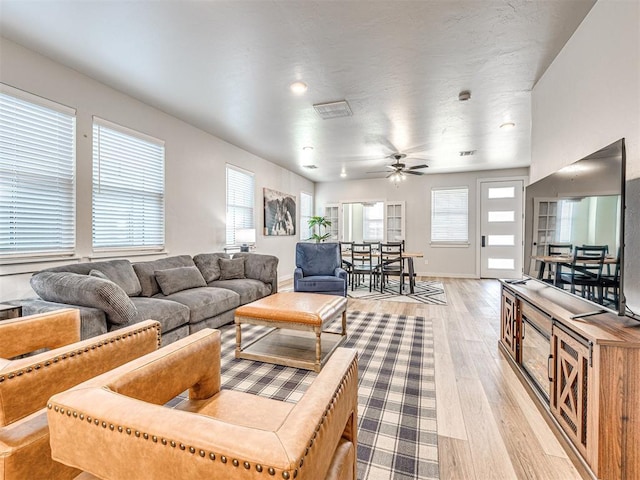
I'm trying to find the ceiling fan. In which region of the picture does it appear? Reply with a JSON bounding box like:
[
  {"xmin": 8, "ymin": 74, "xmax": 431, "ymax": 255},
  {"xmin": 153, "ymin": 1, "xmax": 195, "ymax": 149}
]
[{"xmin": 367, "ymin": 153, "xmax": 429, "ymax": 178}]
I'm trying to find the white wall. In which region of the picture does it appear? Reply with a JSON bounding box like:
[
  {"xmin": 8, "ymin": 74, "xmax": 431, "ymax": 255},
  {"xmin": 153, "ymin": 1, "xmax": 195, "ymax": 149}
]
[
  {"xmin": 0, "ymin": 38, "xmax": 313, "ymax": 300},
  {"xmin": 315, "ymin": 167, "xmax": 528, "ymax": 278},
  {"xmin": 531, "ymin": 0, "xmax": 640, "ymax": 313}
]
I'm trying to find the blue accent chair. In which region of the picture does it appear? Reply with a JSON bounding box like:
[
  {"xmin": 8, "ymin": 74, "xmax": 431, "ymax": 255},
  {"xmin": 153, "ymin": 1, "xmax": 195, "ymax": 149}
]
[{"xmin": 294, "ymin": 242, "xmax": 348, "ymax": 297}]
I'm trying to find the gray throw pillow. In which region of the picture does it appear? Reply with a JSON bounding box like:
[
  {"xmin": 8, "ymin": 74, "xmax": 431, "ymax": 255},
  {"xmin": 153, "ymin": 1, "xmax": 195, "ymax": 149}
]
[
  {"xmin": 155, "ymin": 266, "xmax": 207, "ymax": 296},
  {"xmin": 193, "ymin": 253, "xmax": 229, "ymax": 282},
  {"xmin": 218, "ymin": 257, "xmax": 245, "ymax": 280}
]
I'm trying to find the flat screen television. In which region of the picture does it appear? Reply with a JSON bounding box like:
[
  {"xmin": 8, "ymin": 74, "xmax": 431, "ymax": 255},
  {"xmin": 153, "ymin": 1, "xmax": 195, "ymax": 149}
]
[{"xmin": 524, "ymin": 138, "xmax": 626, "ymax": 316}]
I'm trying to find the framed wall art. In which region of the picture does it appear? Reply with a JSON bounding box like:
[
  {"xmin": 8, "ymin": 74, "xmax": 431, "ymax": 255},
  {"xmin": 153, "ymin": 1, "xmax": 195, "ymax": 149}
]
[{"xmin": 263, "ymin": 188, "xmax": 296, "ymax": 236}]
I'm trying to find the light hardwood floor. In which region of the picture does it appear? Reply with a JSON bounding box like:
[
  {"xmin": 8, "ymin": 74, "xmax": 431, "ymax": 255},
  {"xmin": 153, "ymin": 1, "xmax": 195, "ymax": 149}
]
[{"xmin": 282, "ymin": 277, "xmax": 588, "ymax": 480}]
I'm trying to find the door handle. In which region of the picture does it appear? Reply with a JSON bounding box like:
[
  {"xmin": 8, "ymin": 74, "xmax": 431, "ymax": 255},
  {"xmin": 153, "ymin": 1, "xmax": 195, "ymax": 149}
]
[
  {"xmin": 481, "ymin": 235, "xmax": 486, "ymax": 247},
  {"xmin": 547, "ymin": 354, "xmax": 554, "ymax": 382}
]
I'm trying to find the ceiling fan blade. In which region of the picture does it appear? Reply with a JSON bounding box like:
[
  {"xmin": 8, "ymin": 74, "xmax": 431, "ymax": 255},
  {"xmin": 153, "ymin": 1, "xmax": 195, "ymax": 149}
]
[
  {"xmin": 404, "ymin": 170, "xmax": 424, "ymax": 175},
  {"xmin": 406, "ymin": 157, "xmax": 429, "ymax": 162},
  {"xmin": 386, "ymin": 165, "xmax": 397, "ymax": 170},
  {"xmin": 386, "ymin": 172, "xmax": 395, "ymax": 178},
  {"xmin": 409, "ymin": 164, "xmax": 429, "ymax": 170},
  {"xmin": 366, "ymin": 170, "xmax": 391, "ymax": 174}
]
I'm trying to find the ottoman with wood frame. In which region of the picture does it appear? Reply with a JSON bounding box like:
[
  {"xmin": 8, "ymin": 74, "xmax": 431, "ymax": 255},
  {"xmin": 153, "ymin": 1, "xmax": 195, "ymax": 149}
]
[{"xmin": 235, "ymin": 292, "xmax": 348, "ymax": 372}]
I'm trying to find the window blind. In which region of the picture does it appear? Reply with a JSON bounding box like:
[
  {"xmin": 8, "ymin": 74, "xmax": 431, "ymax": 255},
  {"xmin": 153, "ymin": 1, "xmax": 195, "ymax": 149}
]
[
  {"xmin": 300, "ymin": 191, "xmax": 313, "ymax": 240},
  {"xmin": 92, "ymin": 118, "xmax": 165, "ymax": 250},
  {"xmin": 0, "ymin": 87, "xmax": 76, "ymax": 256},
  {"xmin": 226, "ymin": 164, "xmax": 254, "ymax": 245},
  {"xmin": 431, "ymin": 187, "xmax": 469, "ymax": 243}
]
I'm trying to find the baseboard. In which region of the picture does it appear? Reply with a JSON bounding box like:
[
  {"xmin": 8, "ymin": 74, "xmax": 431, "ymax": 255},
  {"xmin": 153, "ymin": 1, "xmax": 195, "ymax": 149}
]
[{"xmin": 416, "ymin": 272, "xmax": 477, "ymax": 279}]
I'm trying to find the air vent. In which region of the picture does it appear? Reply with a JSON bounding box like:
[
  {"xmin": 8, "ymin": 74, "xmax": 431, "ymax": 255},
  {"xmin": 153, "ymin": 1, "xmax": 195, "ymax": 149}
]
[
  {"xmin": 313, "ymin": 100, "xmax": 352, "ymax": 119},
  {"xmin": 459, "ymin": 150, "xmax": 476, "ymax": 156},
  {"xmin": 303, "ymin": 164, "xmax": 318, "ymax": 169}
]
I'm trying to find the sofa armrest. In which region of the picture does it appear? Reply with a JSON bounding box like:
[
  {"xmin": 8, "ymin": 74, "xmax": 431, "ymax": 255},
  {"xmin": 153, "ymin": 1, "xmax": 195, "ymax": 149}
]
[
  {"xmin": 0, "ymin": 320, "xmax": 161, "ymax": 426},
  {"xmin": 30, "ymin": 271, "xmax": 139, "ymax": 326},
  {"xmin": 0, "ymin": 308, "xmax": 80, "ymax": 359},
  {"xmin": 233, "ymin": 252, "xmax": 279, "ymax": 294},
  {"xmin": 48, "ymin": 346, "xmax": 358, "ymax": 480}
]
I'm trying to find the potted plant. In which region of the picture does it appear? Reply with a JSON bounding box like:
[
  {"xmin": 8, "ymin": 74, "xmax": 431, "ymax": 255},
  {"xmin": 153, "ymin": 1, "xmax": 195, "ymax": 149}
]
[{"xmin": 307, "ymin": 216, "xmax": 332, "ymax": 242}]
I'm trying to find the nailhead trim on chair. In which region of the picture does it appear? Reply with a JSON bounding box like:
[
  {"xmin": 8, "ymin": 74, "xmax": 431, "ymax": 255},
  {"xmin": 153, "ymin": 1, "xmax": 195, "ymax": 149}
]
[
  {"xmin": 0, "ymin": 323, "xmax": 161, "ymax": 384},
  {"xmin": 47, "ymin": 355, "xmax": 357, "ymax": 479}
]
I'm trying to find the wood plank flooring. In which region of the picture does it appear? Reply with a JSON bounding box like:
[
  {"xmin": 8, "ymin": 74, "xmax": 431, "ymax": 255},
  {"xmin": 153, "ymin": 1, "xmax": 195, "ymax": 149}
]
[{"xmin": 281, "ymin": 277, "xmax": 587, "ymax": 479}]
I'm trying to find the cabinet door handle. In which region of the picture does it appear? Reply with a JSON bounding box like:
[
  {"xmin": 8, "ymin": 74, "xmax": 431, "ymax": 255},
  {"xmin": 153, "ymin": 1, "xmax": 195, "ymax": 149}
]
[{"xmin": 547, "ymin": 354, "xmax": 554, "ymax": 382}]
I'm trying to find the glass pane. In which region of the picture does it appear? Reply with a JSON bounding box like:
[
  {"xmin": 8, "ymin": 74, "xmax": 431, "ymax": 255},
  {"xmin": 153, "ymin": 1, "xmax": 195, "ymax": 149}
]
[
  {"xmin": 488, "ymin": 187, "xmax": 515, "ymax": 199},
  {"xmin": 488, "ymin": 211, "xmax": 515, "ymax": 222},
  {"xmin": 488, "ymin": 258, "xmax": 515, "ymax": 269},
  {"xmin": 488, "ymin": 235, "xmax": 515, "ymax": 246}
]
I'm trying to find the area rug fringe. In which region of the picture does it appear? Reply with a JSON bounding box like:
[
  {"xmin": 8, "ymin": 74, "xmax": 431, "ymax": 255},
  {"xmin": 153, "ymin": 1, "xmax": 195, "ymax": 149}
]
[{"xmin": 218, "ymin": 310, "xmax": 440, "ymax": 480}]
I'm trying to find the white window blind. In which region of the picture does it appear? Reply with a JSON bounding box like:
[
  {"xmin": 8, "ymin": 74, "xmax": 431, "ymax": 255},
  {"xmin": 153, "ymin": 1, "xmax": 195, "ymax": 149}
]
[
  {"xmin": 431, "ymin": 187, "xmax": 469, "ymax": 243},
  {"xmin": 92, "ymin": 118, "xmax": 165, "ymax": 250},
  {"xmin": 300, "ymin": 191, "xmax": 313, "ymax": 240},
  {"xmin": 226, "ymin": 164, "xmax": 254, "ymax": 245},
  {"xmin": 0, "ymin": 86, "xmax": 76, "ymax": 257},
  {"xmin": 363, "ymin": 202, "xmax": 384, "ymax": 241}
]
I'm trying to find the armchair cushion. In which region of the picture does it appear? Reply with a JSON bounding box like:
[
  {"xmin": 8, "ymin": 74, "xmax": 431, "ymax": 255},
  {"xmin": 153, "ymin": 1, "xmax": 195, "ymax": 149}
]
[
  {"xmin": 0, "ymin": 309, "xmax": 161, "ymax": 480},
  {"xmin": 295, "ymin": 242, "xmax": 342, "ymax": 277},
  {"xmin": 48, "ymin": 330, "xmax": 358, "ymax": 480}
]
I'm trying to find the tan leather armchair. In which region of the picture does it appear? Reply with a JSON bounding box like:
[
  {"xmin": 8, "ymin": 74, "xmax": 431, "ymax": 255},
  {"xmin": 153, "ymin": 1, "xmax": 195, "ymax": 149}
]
[
  {"xmin": 48, "ymin": 328, "xmax": 358, "ymax": 480},
  {"xmin": 0, "ymin": 309, "xmax": 161, "ymax": 480}
]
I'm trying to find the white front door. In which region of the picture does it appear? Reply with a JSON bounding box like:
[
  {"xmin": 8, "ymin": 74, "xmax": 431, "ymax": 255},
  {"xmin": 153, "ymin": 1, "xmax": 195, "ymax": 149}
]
[{"xmin": 480, "ymin": 180, "xmax": 524, "ymax": 279}]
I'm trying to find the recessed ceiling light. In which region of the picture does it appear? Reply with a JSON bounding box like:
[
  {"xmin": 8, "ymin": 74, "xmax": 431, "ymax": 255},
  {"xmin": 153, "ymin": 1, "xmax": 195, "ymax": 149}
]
[
  {"xmin": 340, "ymin": 171, "xmax": 347, "ymax": 178},
  {"xmin": 500, "ymin": 122, "xmax": 516, "ymax": 130},
  {"xmin": 302, "ymin": 146, "xmax": 314, "ymax": 151},
  {"xmin": 290, "ymin": 81, "xmax": 308, "ymax": 94}
]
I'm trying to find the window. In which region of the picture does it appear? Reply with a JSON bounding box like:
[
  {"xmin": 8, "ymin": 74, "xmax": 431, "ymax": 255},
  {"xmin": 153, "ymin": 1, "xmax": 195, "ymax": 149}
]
[
  {"xmin": 92, "ymin": 118, "xmax": 165, "ymax": 250},
  {"xmin": 431, "ymin": 187, "xmax": 469, "ymax": 244},
  {"xmin": 363, "ymin": 202, "xmax": 384, "ymax": 241},
  {"xmin": 300, "ymin": 191, "xmax": 313, "ymax": 240},
  {"xmin": 0, "ymin": 86, "xmax": 76, "ymax": 257},
  {"xmin": 226, "ymin": 164, "xmax": 254, "ymax": 245},
  {"xmin": 557, "ymin": 200, "xmax": 574, "ymax": 243}
]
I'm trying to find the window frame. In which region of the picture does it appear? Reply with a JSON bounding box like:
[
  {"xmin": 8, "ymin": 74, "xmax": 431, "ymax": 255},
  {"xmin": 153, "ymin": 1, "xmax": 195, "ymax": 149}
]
[
  {"xmin": 226, "ymin": 164, "xmax": 255, "ymax": 247},
  {"xmin": 92, "ymin": 116, "xmax": 165, "ymax": 253},
  {"xmin": 0, "ymin": 84, "xmax": 77, "ymax": 259},
  {"xmin": 430, "ymin": 186, "xmax": 470, "ymax": 245},
  {"xmin": 299, "ymin": 191, "xmax": 313, "ymax": 241}
]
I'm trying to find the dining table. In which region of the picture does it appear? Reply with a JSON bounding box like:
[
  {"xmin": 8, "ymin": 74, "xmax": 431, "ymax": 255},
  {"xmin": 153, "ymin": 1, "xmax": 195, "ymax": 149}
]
[
  {"xmin": 341, "ymin": 248, "xmax": 424, "ymax": 294},
  {"xmin": 532, "ymin": 254, "xmax": 617, "ymax": 286}
]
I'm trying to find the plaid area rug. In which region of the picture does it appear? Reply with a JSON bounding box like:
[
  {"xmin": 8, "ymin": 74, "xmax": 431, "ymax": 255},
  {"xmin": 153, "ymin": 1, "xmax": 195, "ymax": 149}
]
[
  {"xmin": 347, "ymin": 279, "xmax": 447, "ymax": 305},
  {"xmin": 218, "ymin": 310, "xmax": 439, "ymax": 480}
]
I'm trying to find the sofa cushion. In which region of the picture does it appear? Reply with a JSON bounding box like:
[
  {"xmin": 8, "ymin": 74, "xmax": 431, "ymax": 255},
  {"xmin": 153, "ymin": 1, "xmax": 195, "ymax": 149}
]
[
  {"xmin": 130, "ymin": 297, "xmax": 190, "ymax": 334},
  {"xmin": 218, "ymin": 257, "xmax": 245, "ymax": 280},
  {"xmin": 155, "ymin": 266, "xmax": 207, "ymax": 296},
  {"xmin": 30, "ymin": 272, "xmax": 139, "ymax": 326},
  {"xmin": 232, "ymin": 253, "xmax": 278, "ymax": 285},
  {"xmin": 43, "ymin": 259, "xmax": 142, "ymax": 297},
  {"xmin": 133, "ymin": 256, "xmax": 195, "ymax": 297},
  {"xmin": 208, "ymin": 279, "xmax": 271, "ymax": 304},
  {"xmin": 153, "ymin": 287, "xmax": 240, "ymax": 323},
  {"xmin": 193, "ymin": 253, "xmax": 229, "ymax": 283}
]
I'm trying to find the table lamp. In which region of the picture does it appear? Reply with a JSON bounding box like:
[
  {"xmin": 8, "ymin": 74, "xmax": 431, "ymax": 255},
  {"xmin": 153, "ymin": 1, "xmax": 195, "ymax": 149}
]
[{"xmin": 236, "ymin": 228, "xmax": 256, "ymax": 252}]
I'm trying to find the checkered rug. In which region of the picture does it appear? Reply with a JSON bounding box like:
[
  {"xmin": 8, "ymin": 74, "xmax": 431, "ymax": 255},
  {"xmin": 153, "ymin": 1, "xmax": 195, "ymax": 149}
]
[
  {"xmin": 347, "ymin": 279, "xmax": 447, "ymax": 305},
  {"xmin": 218, "ymin": 310, "xmax": 439, "ymax": 480}
]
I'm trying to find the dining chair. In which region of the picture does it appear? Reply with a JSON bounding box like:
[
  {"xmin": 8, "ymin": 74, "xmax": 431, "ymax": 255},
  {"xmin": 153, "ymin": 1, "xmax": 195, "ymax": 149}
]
[
  {"xmin": 600, "ymin": 247, "xmax": 620, "ymax": 307},
  {"xmin": 350, "ymin": 243, "xmax": 377, "ymax": 292},
  {"xmin": 379, "ymin": 243, "xmax": 404, "ymax": 294},
  {"xmin": 559, "ymin": 246, "xmax": 607, "ymax": 303},
  {"xmin": 545, "ymin": 243, "xmax": 573, "ymax": 285},
  {"xmin": 339, "ymin": 241, "xmax": 354, "ymax": 285}
]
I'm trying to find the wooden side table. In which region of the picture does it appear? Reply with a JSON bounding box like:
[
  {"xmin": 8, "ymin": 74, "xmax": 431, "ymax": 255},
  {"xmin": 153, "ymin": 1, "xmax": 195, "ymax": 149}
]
[{"xmin": 0, "ymin": 303, "xmax": 22, "ymax": 321}]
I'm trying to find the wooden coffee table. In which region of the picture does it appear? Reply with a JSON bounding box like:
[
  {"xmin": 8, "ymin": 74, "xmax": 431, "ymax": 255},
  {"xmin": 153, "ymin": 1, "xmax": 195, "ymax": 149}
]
[{"xmin": 234, "ymin": 292, "xmax": 348, "ymax": 372}]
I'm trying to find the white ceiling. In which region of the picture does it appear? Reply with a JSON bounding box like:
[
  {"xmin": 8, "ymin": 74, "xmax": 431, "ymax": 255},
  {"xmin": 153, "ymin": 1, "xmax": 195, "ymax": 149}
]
[{"xmin": 0, "ymin": 0, "xmax": 595, "ymax": 182}]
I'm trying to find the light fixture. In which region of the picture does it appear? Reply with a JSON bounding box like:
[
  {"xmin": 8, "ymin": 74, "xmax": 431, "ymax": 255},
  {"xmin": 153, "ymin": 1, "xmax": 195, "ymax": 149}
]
[
  {"xmin": 340, "ymin": 171, "xmax": 347, "ymax": 178},
  {"xmin": 500, "ymin": 122, "xmax": 516, "ymax": 130},
  {"xmin": 235, "ymin": 228, "xmax": 256, "ymax": 252},
  {"xmin": 302, "ymin": 146, "xmax": 314, "ymax": 151},
  {"xmin": 458, "ymin": 90, "xmax": 471, "ymax": 101},
  {"xmin": 289, "ymin": 81, "xmax": 308, "ymax": 94},
  {"xmin": 388, "ymin": 171, "xmax": 406, "ymax": 187}
]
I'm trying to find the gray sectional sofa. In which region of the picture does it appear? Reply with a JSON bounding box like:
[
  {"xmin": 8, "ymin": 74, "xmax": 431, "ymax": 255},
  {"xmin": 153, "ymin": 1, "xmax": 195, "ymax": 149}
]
[{"xmin": 15, "ymin": 252, "xmax": 278, "ymax": 344}]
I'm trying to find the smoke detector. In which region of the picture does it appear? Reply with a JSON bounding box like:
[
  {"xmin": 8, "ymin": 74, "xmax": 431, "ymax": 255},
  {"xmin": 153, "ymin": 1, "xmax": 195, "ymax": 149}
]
[
  {"xmin": 313, "ymin": 100, "xmax": 353, "ymax": 119},
  {"xmin": 459, "ymin": 150, "xmax": 476, "ymax": 156},
  {"xmin": 458, "ymin": 90, "xmax": 471, "ymax": 102}
]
